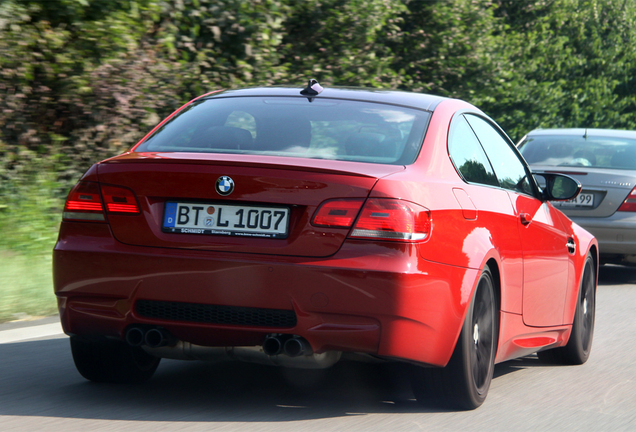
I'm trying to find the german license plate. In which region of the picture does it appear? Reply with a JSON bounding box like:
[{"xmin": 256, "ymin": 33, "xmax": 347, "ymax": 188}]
[
  {"xmin": 162, "ymin": 202, "xmax": 289, "ymax": 238},
  {"xmin": 555, "ymin": 193, "xmax": 594, "ymax": 207}
]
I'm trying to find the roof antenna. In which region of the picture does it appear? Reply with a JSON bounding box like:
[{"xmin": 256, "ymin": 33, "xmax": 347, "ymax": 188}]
[
  {"xmin": 583, "ymin": 128, "xmax": 588, "ymax": 139},
  {"xmin": 300, "ymin": 79, "xmax": 323, "ymax": 102}
]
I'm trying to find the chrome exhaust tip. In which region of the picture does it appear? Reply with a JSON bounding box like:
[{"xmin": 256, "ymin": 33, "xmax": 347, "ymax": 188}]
[
  {"xmin": 144, "ymin": 327, "xmax": 173, "ymax": 348},
  {"xmin": 262, "ymin": 335, "xmax": 284, "ymax": 356},
  {"xmin": 284, "ymin": 337, "xmax": 311, "ymax": 357},
  {"xmin": 125, "ymin": 326, "xmax": 145, "ymax": 346}
]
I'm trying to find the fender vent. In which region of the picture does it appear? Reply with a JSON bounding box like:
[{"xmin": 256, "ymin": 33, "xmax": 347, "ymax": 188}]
[{"xmin": 136, "ymin": 300, "xmax": 297, "ymax": 328}]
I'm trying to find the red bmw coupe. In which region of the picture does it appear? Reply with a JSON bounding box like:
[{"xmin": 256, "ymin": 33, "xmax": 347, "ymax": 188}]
[{"xmin": 53, "ymin": 83, "xmax": 597, "ymax": 409}]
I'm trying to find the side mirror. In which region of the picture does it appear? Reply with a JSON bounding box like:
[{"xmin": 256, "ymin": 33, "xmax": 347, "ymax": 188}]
[{"xmin": 532, "ymin": 172, "xmax": 582, "ymax": 201}]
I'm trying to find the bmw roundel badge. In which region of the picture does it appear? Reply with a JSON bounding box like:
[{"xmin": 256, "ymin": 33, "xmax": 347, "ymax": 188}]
[{"xmin": 215, "ymin": 176, "xmax": 235, "ymax": 196}]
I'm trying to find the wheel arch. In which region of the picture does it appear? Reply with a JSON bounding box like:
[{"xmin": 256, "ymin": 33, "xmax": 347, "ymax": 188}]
[
  {"xmin": 485, "ymin": 258, "xmax": 502, "ymax": 312},
  {"xmin": 563, "ymin": 229, "xmax": 599, "ymax": 326},
  {"xmin": 485, "ymin": 258, "xmax": 502, "ymax": 355},
  {"xmin": 589, "ymin": 243, "xmax": 599, "ymax": 283},
  {"xmin": 448, "ymin": 256, "xmax": 502, "ymax": 362}
]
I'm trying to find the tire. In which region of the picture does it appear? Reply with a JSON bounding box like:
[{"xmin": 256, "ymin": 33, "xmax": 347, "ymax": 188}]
[
  {"xmin": 413, "ymin": 267, "xmax": 498, "ymax": 410},
  {"xmin": 70, "ymin": 337, "xmax": 160, "ymax": 383},
  {"xmin": 538, "ymin": 253, "xmax": 596, "ymax": 365}
]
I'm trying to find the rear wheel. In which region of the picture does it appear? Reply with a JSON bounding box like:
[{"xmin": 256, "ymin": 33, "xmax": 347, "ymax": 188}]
[
  {"xmin": 538, "ymin": 253, "xmax": 596, "ymax": 365},
  {"xmin": 413, "ymin": 267, "xmax": 498, "ymax": 410},
  {"xmin": 70, "ymin": 337, "xmax": 160, "ymax": 383}
]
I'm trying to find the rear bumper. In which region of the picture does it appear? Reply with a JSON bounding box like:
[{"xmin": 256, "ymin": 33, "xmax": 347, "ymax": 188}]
[
  {"xmin": 571, "ymin": 212, "xmax": 636, "ymax": 256},
  {"xmin": 53, "ymin": 222, "xmax": 478, "ymax": 367}
]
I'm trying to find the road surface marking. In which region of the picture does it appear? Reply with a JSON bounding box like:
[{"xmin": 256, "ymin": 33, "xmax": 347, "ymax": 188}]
[{"xmin": 0, "ymin": 322, "xmax": 66, "ymax": 344}]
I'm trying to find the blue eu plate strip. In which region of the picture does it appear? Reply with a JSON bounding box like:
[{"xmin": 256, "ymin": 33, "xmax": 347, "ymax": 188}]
[{"xmin": 163, "ymin": 202, "xmax": 177, "ymax": 227}]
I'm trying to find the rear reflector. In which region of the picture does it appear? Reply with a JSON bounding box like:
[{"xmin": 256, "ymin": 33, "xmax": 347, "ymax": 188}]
[
  {"xmin": 350, "ymin": 198, "xmax": 431, "ymax": 241},
  {"xmin": 63, "ymin": 181, "xmax": 105, "ymax": 222},
  {"xmin": 312, "ymin": 199, "xmax": 365, "ymax": 228},
  {"xmin": 618, "ymin": 187, "xmax": 636, "ymax": 212}
]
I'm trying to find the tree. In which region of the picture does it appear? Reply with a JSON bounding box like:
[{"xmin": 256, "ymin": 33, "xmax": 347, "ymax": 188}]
[
  {"xmin": 480, "ymin": 0, "xmax": 636, "ymax": 140},
  {"xmin": 390, "ymin": 0, "xmax": 502, "ymax": 97},
  {"xmin": 280, "ymin": 0, "xmax": 405, "ymax": 87}
]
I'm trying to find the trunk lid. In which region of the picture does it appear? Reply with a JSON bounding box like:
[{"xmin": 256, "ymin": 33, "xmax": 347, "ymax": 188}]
[{"xmin": 97, "ymin": 152, "xmax": 404, "ymax": 257}]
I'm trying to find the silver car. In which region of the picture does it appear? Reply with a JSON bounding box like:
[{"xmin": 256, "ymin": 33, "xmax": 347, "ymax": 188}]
[{"xmin": 518, "ymin": 128, "xmax": 636, "ymax": 265}]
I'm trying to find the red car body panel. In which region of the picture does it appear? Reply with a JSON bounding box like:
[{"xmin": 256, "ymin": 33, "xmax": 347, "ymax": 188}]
[
  {"xmin": 53, "ymin": 89, "xmax": 598, "ymax": 369},
  {"xmin": 96, "ymin": 153, "xmax": 403, "ymax": 257},
  {"xmin": 54, "ymin": 222, "xmax": 478, "ymax": 366}
]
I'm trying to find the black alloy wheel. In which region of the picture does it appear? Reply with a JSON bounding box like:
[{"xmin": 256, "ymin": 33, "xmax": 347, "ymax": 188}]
[
  {"xmin": 468, "ymin": 269, "xmax": 497, "ymax": 395},
  {"xmin": 413, "ymin": 267, "xmax": 498, "ymax": 410},
  {"xmin": 538, "ymin": 253, "xmax": 596, "ymax": 365}
]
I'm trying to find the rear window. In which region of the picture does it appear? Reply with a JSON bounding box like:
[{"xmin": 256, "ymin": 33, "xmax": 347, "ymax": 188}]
[
  {"xmin": 134, "ymin": 96, "xmax": 431, "ymax": 165},
  {"xmin": 519, "ymin": 134, "xmax": 636, "ymax": 170}
]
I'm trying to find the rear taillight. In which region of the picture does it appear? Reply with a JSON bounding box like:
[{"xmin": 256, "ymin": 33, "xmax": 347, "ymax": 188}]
[
  {"xmin": 63, "ymin": 181, "xmax": 140, "ymax": 221},
  {"xmin": 312, "ymin": 199, "xmax": 365, "ymax": 228},
  {"xmin": 618, "ymin": 187, "xmax": 636, "ymax": 212},
  {"xmin": 350, "ymin": 198, "xmax": 431, "ymax": 241},
  {"xmin": 63, "ymin": 181, "xmax": 105, "ymax": 221},
  {"xmin": 101, "ymin": 185, "xmax": 140, "ymax": 214}
]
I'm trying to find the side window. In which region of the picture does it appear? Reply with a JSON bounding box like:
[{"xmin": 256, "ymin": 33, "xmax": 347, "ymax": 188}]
[
  {"xmin": 448, "ymin": 115, "xmax": 498, "ymax": 187},
  {"xmin": 465, "ymin": 114, "xmax": 534, "ymax": 195}
]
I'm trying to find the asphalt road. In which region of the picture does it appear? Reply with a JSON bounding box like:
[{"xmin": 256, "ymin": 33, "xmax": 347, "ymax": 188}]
[{"xmin": 1, "ymin": 266, "xmax": 635, "ymax": 431}]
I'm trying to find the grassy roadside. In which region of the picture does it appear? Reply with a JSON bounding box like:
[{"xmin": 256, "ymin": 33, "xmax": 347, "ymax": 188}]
[
  {"xmin": 0, "ymin": 162, "xmax": 64, "ymax": 323},
  {"xmin": 0, "ymin": 250, "xmax": 58, "ymax": 322}
]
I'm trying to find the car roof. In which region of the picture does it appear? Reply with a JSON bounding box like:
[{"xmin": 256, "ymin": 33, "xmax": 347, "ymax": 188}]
[
  {"xmin": 204, "ymin": 86, "xmax": 449, "ymax": 112},
  {"xmin": 526, "ymin": 128, "xmax": 636, "ymax": 139}
]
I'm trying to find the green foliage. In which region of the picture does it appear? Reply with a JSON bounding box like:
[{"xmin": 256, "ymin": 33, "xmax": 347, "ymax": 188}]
[
  {"xmin": 5, "ymin": 0, "xmax": 635, "ymax": 176},
  {"xmin": 4, "ymin": 0, "xmax": 636, "ymax": 319},
  {"xmin": 280, "ymin": 0, "xmax": 405, "ymax": 87},
  {"xmin": 392, "ymin": 0, "xmax": 501, "ymax": 96},
  {"xmin": 478, "ymin": 0, "xmax": 636, "ymax": 140},
  {"xmin": 0, "ymin": 147, "xmax": 60, "ymax": 321},
  {"xmin": 154, "ymin": 0, "xmax": 290, "ymax": 92},
  {"xmin": 0, "ymin": 0, "xmax": 178, "ymax": 189},
  {"xmin": 0, "ymin": 150, "xmax": 62, "ymax": 253},
  {"xmin": 0, "ymin": 251, "xmax": 57, "ymax": 322}
]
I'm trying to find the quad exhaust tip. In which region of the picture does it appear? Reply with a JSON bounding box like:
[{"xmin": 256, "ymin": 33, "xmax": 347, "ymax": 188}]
[
  {"xmin": 283, "ymin": 337, "xmax": 310, "ymax": 357},
  {"xmin": 263, "ymin": 334, "xmax": 311, "ymax": 357},
  {"xmin": 262, "ymin": 335, "xmax": 284, "ymax": 356},
  {"xmin": 125, "ymin": 326, "xmax": 145, "ymax": 346},
  {"xmin": 127, "ymin": 328, "xmax": 312, "ymax": 358},
  {"xmin": 144, "ymin": 327, "xmax": 172, "ymax": 348},
  {"xmin": 125, "ymin": 326, "xmax": 174, "ymax": 348},
  {"xmin": 137, "ymin": 330, "xmax": 340, "ymax": 369}
]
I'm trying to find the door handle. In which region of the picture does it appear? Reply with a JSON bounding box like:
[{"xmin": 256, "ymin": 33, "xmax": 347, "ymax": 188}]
[
  {"xmin": 567, "ymin": 238, "xmax": 576, "ymax": 254},
  {"xmin": 520, "ymin": 213, "xmax": 532, "ymax": 225}
]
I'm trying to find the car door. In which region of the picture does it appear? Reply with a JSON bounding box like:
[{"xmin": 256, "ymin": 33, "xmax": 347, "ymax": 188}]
[{"xmin": 465, "ymin": 114, "xmax": 571, "ymax": 327}]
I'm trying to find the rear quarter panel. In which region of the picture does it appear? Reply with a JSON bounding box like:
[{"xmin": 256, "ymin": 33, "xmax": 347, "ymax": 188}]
[
  {"xmin": 370, "ymin": 99, "xmax": 524, "ymax": 314},
  {"xmin": 369, "ymin": 99, "xmax": 526, "ymax": 361}
]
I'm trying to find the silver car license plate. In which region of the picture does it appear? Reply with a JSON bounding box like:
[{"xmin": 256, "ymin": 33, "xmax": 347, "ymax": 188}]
[
  {"xmin": 162, "ymin": 202, "xmax": 290, "ymax": 238},
  {"xmin": 554, "ymin": 193, "xmax": 594, "ymax": 207}
]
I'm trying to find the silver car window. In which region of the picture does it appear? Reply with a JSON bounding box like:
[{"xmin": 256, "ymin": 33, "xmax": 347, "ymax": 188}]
[{"xmin": 519, "ymin": 134, "xmax": 636, "ymax": 170}]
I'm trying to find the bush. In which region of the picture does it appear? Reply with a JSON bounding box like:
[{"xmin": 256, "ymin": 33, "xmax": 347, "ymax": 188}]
[{"xmin": 4, "ymin": 0, "xmax": 636, "ymax": 321}]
